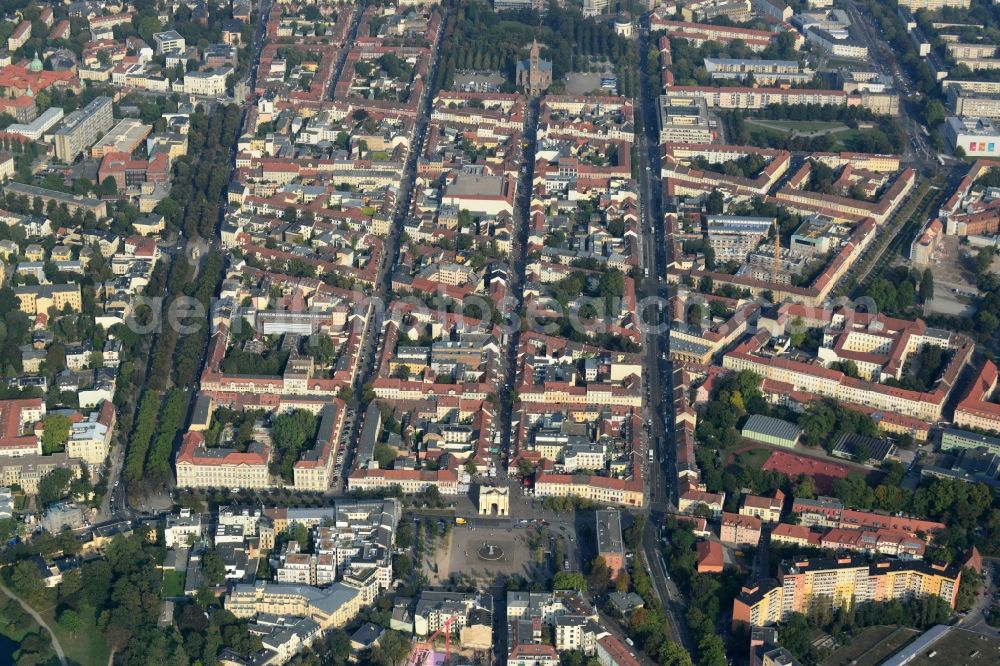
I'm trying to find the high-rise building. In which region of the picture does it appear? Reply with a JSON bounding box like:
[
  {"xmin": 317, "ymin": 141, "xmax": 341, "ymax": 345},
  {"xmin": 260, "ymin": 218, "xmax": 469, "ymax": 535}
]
[
  {"xmin": 52, "ymin": 96, "xmax": 114, "ymax": 162},
  {"xmin": 583, "ymin": 0, "xmax": 611, "ymax": 16},
  {"xmin": 733, "ymin": 556, "xmax": 964, "ymax": 629}
]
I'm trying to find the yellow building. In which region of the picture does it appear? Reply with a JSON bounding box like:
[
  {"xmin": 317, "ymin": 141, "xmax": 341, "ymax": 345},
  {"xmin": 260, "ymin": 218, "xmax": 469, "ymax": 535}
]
[
  {"xmin": 133, "ymin": 214, "xmax": 166, "ymax": 236},
  {"xmin": 534, "ymin": 466, "xmax": 644, "ymax": 508},
  {"xmin": 174, "ymin": 431, "xmax": 271, "ymax": 490},
  {"xmin": 225, "ymin": 582, "xmax": 362, "ymax": 630},
  {"xmin": 0, "ymin": 454, "xmax": 80, "ymax": 494},
  {"xmin": 23, "ymin": 244, "xmax": 45, "ymax": 261},
  {"xmin": 733, "ymin": 556, "xmax": 963, "ymax": 629},
  {"xmin": 731, "ymin": 582, "xmax": 783, "ymax": 629},
  {"xmin": 13, "ymin": 284, "xmax": 82, "ymax": 315}
]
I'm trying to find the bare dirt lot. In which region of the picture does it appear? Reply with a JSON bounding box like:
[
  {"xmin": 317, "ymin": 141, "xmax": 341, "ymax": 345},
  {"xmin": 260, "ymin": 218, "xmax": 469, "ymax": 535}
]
[{"xmin": 924, "ymin": 235, "xmax": 980, "ymax": 316}]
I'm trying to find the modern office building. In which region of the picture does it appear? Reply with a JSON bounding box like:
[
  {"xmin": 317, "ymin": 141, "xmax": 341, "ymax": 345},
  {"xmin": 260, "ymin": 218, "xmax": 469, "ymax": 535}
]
[
  {"xmin": 944, "ymin": 116, "xmax": 1000, "ymax": 157},
  {"xmin": 6, "ymin": 107, "xmax": 64, "ymax": 141},
  {"xmin": 658, "ymin": 95, "xmax": 712, "ymax": 144}
]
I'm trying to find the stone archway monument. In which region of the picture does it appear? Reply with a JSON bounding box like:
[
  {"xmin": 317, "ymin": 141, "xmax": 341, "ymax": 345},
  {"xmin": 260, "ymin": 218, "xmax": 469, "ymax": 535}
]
[{"xmin": 477, "ymin": 485, "xmax": 509, "ymax": 517}]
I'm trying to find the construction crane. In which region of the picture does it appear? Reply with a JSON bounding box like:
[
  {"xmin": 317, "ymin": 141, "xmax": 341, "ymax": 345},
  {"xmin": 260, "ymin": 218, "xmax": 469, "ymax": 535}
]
[
  {"xmin": 406, "ymin": 614, "xmax": 458, "ymax": 666},
  {"xmin": 772, "ymin": 218, "xmax": 781, "ymax": 284}
]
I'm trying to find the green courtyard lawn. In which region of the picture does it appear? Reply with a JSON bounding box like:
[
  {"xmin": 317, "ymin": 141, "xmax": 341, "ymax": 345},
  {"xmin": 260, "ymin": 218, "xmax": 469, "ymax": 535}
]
[
  {"xmin": 729, "ymin": 446, "xmax": 772, "ymax": 471},
  {"xmin": 162, "ymin": 569, "xmax": 185, "ymax": 598}
]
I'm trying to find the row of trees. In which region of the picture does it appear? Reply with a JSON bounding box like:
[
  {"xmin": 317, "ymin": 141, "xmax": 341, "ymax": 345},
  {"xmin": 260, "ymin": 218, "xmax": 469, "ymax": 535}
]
[
  {"xmin": 154, "ymin": 106, "xmax": 242, "ymax": 240},
  {"xmin": 142, "ymin": 389, "xmax": 188, "ymax": 491},
  {"xmin": 171, "ymin": 251, "xmax": 226, "ymax": 389},
  {"xmin": 123, "ymin": 391, "xmax": 162, "ymax": 497},
  {"xmin": 659, "ymin": 521, "xmax": 734, "ymax": 666}
]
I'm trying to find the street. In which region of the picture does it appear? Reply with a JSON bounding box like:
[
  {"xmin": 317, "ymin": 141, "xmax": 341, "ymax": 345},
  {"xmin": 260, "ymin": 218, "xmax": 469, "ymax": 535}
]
[{"xmin": 634, "ymin": 16, "xmax": 692, "ymax": 651}]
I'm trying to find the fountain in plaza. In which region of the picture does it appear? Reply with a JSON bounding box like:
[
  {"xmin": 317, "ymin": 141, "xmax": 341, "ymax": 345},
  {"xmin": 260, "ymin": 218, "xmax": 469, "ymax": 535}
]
[{"xmin": 477, "ymin": 541, "xmax": 504, "ymax": 561}]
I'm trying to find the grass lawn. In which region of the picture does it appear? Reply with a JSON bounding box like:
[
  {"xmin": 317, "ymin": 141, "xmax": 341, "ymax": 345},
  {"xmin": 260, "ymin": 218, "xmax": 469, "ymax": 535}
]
[
  {"xmin": 730, "ymin": 447, "xmax": 772, "ymax": 470},
  {"xmin": 162, "ymin": 569, "xmax": 185, "ymax": 598},
  {"xmin": 747, "ymin": 123, "xmax": 859, "ymax": 150},
  {"xmin": 746, "ymin": 119, "xmax": 848, "ymax": 132},
  {"xmin": 38, "ymin": 603, "xmax": 110, "ymax": 666},
  {"xmin": 823, "ymin": 626, "xmax": 920, "ymax": 666}
]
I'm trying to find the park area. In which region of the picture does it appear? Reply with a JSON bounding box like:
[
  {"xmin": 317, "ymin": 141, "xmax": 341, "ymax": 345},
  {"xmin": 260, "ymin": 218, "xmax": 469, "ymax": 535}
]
[
  {"xmin": 746, "ymin": 119, "xmax": 859, "ymax": 149},
  {"xmin": 0, "ymin": 583, "xmax": 110, "ymax": 666}
]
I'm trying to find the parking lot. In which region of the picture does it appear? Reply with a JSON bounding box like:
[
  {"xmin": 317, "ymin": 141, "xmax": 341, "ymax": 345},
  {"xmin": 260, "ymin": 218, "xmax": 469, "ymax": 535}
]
[{"xmin": 564, "ymin": 65, "xmax": 616, "ymax": 95}]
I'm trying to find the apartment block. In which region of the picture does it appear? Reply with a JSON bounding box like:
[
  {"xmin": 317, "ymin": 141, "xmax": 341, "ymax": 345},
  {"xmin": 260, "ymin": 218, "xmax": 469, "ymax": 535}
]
[
  {"xmin": 65, "ymin": 400, "xmax": 115, "ymax": 466},
  {"xmin": 733, "ymin": 556, "xmax": 964, "ymax": 628},
  {"xmin": 225, "ymin": 582, "xmax": 362, "ymax": 630},
  {"xmin": 0, "ymin": 398, "xmax": 45, "ymax": 457},
  {"xmin": 896, "ymin": 0, "xmax": 969, "ymax": 8},
  {"xmin": 12, "ymin": 284, "xmax": 82, "ymax": 315},
  {"xmin": 52, "ymin": 96, "xmax": 114, "ymax": 162},
  {"xmin": 720, "ymin": 512, "xmax": 762, "ymax": 546}
]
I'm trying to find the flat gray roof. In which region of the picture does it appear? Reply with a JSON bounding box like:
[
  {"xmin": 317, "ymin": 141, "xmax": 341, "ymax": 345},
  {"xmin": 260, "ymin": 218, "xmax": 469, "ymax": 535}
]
[
  {"xmin": 596, "ymin": 509, "xmax": 623, "ymax": 555},
  {"xmin": 741, "ymin": 414, "xmax": 801, "ymax": 442}
]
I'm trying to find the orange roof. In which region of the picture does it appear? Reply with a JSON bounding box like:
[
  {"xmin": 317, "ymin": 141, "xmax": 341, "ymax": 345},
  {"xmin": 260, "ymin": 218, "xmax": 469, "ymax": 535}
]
[
  {"xmin": 771, "ymin": 523, "xmax": 822, "ymax": 546},
  {"xmin": 697, "ymin": 540, "xmax": 724, "ymax": 572},
  {"xmin": 0, "ymin": 398, "xmax": 43, "ymax": 450},
  {"xmin": 175, "ymin": 431, "xmax": 268, "ymax": 467},
  {"xmin": 722, "ymin": 511, "xmax": 761, "ymax": 531},
  {"xmin": 0, "ymin": 64, "xmax": 76, "ymax": 94}
]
